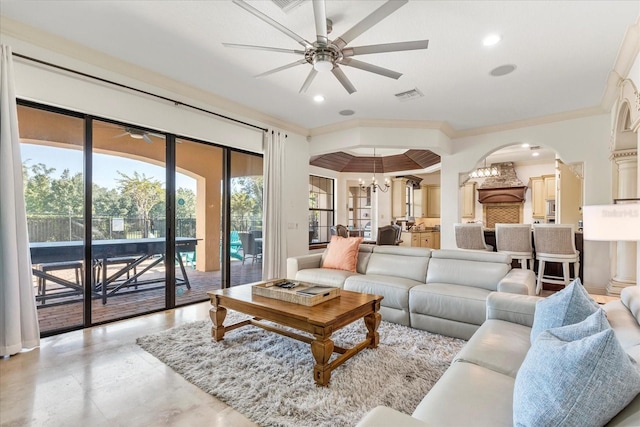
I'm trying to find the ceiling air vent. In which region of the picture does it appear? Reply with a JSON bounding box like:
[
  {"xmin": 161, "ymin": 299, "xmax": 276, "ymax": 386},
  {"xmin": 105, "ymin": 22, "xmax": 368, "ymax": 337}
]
[
  {"xmin": 394, "ymin": 88, "xmax": 424, "ymax": 102},
  {"xmin": 271, "ymin": 0, "xmax": 307, "ymax": 13}
]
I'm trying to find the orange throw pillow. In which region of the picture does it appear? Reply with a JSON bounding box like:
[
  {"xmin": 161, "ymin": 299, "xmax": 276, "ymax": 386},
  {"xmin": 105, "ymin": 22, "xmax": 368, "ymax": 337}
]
[{"xmin": 322, "ymin": 236, "xmax": 363, "ymax": 272}]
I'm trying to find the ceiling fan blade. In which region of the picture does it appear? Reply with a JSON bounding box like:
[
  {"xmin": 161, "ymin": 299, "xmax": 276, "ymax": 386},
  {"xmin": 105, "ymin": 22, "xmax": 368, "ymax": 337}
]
[
  {"xmin": 342, "ymin": 40, "xmax": 429, "ymax": 57},
  {"xmin": 299, "ymin": 69, "xmax": 318, "ymax": 93},
  {"xmin": 232, "ymin": 0, "xmax": 312, "ymax": 49},
  {"xmin": 142, "ymin": 134, "xmax": 153, "ymax": 144},
  {"xmin": 255, "ymin": 59, "xmax": 308, "ymax": 78},
  {"xmin": 340, "ymin": 58, "xmax": 402, "ymax": 80},
  {"xmin": 334, "ymin": 0, "xmax": 408, "ymax": 49},
  {"xmin": 312, "ymin": 0, "xmax": 328, "ymax": 46},
  {"xmin": 223, "ymin": 43, "xmax": 306, "ymax": 55},
  {"xmin": 331, "ymin": 66, "xmax": 356, "ymax": 94},
  {"xmin": 112, "ymin": 132, "xmax": 129, "ymax": 139}
]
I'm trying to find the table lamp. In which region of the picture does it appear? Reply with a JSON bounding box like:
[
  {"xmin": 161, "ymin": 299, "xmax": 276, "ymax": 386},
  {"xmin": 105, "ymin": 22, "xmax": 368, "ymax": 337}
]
[{"xmin": 582, "ymin": 203, "xmax": 640, "ymax": 241}]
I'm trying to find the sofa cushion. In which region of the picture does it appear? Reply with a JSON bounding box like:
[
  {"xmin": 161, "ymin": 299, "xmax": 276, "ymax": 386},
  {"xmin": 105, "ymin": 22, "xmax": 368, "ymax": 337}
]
[
  {"xmin": 322, "ymin": 236, "xmax": 363, "ymax": 272},
  {"xmin": 605, "ymin": 300, "xmax": 640, "ymax": 353},
  {"xmin": 410, "ymin": 283, "xmax": 490, "ymax": 326},
  {"xmin": 366, "ymin": 246, "xmax": 431, "ymax": 283},
  {"xmin": 426, "ymin": 249, "xmax": 511, "ymax": 291},
  {"xmin": 514, "ymin": 310, "xmax": 640, "ymax": 427},
  {"xmin": 622, "ymin": 285, "xmax": 640, "ymax": 324},
  {"xmin": 454, "ymin": 319, "xmax": 531, "ymax": 378},
  {"xmin": 530, "ymin": 278, "xmax": 599, "ymax": 343},
  {"xmin": 294, "ymin": 268, "xmax": 359, "ymax": 288},
  {"xmin": 412, "ymin": 361, "xmax": 515, "ymax": 427},
  {"xmin": 344, "ymin": 274, "xmax": 421, "ymax": 310}
]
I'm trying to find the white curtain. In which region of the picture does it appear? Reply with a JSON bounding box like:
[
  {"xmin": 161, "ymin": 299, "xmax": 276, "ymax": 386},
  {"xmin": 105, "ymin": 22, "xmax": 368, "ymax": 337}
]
[
  {"xmin": 262, "ymin": 130, "xmax": 287, "ymax": 280},
  {"xmin": 0, "ymin": 45, "xmax": 40, "ymax": 356}
]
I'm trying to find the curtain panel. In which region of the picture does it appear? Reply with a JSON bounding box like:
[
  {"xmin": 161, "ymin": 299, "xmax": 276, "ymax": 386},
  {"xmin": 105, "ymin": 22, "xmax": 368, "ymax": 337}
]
[
  {"xmin": 262, "ymin": 130, "xmax": 287, "ymax": 280},
  {"xmin": 0, "ymin": 45, "xmax": 40, "ymax": 356}
]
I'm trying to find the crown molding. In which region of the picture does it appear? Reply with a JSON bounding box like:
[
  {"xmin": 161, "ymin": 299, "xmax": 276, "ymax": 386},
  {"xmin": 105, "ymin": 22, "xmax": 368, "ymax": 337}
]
[
  {"xmin": 0, "ymin": 17, "xmax": 308, "ymax": 137},
  {"xmin": 309, "ymin": 118, "xmax": 456, "ymax": 138}
]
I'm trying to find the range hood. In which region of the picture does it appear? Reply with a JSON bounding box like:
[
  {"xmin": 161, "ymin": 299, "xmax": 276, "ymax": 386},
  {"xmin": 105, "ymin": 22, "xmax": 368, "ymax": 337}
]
[{"xmin": 476, "ymin": 162, "xmax": 527, "ymax": 204}]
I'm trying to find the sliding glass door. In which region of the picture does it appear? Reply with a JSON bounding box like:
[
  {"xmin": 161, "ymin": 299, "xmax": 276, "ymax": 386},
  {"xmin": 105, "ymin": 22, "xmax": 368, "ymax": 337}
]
[
  {"xmin": 175, "ymin": 137, "xmax": 224, "ymax": 303},
  {"xmin": 230, "ymin": 151, "xmax": 264, "ymax": 286},
  {"xmin": 17, "ymin": 101, "xmax": 264, "ymax": 335},
  {"xmin": 18, "ymin": 105, "xmax": 86, "ymax": 335},
  {"xmin": 90, "ymin": 120, "xmax": 168, "ymax": 322}
]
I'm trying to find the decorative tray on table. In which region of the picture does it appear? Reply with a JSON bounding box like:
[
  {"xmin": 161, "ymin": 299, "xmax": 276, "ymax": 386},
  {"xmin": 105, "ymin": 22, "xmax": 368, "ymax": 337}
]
[{"xmin": 251, "ymin": 279, "xmax": 340, "ymax": 306}]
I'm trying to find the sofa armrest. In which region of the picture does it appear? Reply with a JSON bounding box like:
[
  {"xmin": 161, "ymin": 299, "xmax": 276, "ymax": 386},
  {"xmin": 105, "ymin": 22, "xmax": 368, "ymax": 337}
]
[
  {"xmin": 486, "ymin": 292, "xmax": 542, "ymax": 327},
  {"xmin": 356, "ymin": 406, "xmax": 432, "ymax": 427},
  {"xmin": 497, "ymin": 268, "xmax": 536, "ymax": 295},
  {"xmin": 286, "ymin": 253, "xmax": 323, "ymax": 279}
]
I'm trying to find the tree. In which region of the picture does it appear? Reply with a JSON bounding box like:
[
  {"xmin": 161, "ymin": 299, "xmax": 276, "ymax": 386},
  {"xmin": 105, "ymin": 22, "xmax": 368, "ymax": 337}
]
[
  {"xmin": 116, "ymin": 171, "xmax": 164, "ymax": 237},
  {"xmin": 50, "ymin": 169, "xmax": 84, "ymax": 215},
  {"xmin": 23, "ymin": 162, "xmax": 55, "ymax": 214},
  {"xmin": 175, "ymin": 187, "xmax": 196, "ymax": 218}
]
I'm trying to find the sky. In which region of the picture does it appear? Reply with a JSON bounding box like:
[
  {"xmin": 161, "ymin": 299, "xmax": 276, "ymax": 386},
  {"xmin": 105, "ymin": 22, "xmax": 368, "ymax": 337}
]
[{"xmin": 21, "ymin": 144, "xmax": 196, "ymax": 192}]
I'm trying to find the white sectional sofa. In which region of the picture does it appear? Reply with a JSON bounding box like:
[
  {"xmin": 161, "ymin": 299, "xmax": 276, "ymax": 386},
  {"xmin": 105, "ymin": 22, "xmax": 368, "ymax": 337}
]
[
  {"xmin": 287, "ymin": 245, "xmax": 535, "ymax": 339},
  {"xmin": 355, "ymin": 287, "xmax": 640, "ymax": 427}
]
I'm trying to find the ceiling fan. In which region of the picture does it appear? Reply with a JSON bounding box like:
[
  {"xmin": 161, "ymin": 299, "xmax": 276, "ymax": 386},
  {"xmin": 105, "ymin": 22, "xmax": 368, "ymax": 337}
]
[
  {"xmin": 113, "ymin": 127, "xmax": 156, "ymax": 144},
  {"xmin": 224, "ymin": 0, "xmax": 429, "ymax": 94}
]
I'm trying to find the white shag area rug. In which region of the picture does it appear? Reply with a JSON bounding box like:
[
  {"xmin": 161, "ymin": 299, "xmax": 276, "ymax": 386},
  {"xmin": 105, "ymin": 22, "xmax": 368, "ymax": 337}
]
[{"xmin": 137, "ymin": 311, "xmax": 465, "ymax": 427}]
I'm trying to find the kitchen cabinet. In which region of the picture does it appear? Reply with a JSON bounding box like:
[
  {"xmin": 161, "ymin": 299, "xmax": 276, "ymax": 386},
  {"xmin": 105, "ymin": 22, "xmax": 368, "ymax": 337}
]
[
  {"xmin": 422, "ymin": 185, "xmax": 440, "ymax": 218},
  {"xmin": 392, "ymin": 178, "xmax": 408, "ymax": 218},
  {"xmin": 462, "ymin": 182, "xmax": 476, "ymax": 218},
  {"xmin": 530, "ymin": 177, "xmax": 545, "ymax": 218},
  {"xmin": 399, "ymin": 231, "xmax": 440, "ymax": 249},
  {"xmin": 544, "ymin": 174, "xmax": 556, "ymax": 200}
]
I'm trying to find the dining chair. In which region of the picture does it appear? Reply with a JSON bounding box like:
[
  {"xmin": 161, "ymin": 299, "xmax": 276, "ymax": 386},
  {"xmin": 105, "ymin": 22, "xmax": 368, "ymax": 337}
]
[
  {"xmin": 376, "ymin": 225, "xmax": 398, "ymax": 245},
  {"xmin": 532, "ymin": 224, "xmax": 580, "ymax": 295},
  {"xmin": 454, "ymin": 223, "xmax": 493, "ymax": 251},
  {"xmin": 495, "ymin": 223, "xmax": 534, "ymax": 270},
  {"xmin": 336, "ymin": 224, "xmax": 349, "ymax": 238}
]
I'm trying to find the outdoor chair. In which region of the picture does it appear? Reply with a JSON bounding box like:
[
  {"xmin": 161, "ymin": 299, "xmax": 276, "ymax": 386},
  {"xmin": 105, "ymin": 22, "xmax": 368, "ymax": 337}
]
[
  {"xmin": 230, "ymin": 230, "xmax": 243, "ymax": 261},
  {"xmin": 239, "ymin": 232, "xmax": 262, "ymax": 264}
]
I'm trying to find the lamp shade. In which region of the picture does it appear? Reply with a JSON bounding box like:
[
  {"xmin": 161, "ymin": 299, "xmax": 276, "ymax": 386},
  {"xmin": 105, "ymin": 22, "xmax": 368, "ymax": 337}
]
[{"xmin": 582, "ymin": 204, "xmax": 640, "ymax": 241}]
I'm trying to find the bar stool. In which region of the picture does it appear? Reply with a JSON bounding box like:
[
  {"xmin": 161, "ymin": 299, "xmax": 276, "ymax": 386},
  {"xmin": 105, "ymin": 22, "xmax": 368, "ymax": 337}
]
[
  {"xmin": 454, "ymin": 223, "xmax": 493, "ymax": 251},
  {"xmin": 495, "ymin": 223, "xmax": 534, "ymax": 270},
  {"xmin": 533, "ymin": 224, "xmax": 580, "ymax": 295}
]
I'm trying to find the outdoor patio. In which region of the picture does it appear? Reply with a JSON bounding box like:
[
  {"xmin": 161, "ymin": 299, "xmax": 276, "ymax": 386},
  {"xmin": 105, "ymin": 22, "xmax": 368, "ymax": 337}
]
[{"xmin": 33, "ymin": 258, "xmax": 263, "ymax": 334}]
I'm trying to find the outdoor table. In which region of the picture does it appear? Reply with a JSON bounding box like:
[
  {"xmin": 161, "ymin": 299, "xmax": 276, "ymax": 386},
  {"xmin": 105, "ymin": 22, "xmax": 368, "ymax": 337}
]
[{"xmin": 30, "ymin": 237, "xmax": 198, "ymax": 304}]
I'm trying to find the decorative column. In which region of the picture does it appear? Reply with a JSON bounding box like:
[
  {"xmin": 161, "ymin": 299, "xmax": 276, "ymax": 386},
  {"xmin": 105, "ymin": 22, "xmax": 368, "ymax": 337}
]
[{"xmin": 608, "ymin": 152, "xmax": 638, "ymax": 295}]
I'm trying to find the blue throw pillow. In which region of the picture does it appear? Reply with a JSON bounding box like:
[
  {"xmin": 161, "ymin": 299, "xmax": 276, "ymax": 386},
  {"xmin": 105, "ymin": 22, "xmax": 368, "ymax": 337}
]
[
  {"xmin": 514, "ymin": 309, "xmax": 640, "ymax": 427},
  {"xmin": 530, "ymin": 278, "xmax": 599, "ymax": 344}
]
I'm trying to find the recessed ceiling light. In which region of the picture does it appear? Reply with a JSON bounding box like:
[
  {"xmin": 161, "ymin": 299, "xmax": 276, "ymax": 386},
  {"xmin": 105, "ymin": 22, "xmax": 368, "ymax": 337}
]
[
  {"xmin": 339, "ymin": 109, "xmax": 355, "ymax": 116},
  {"xmin": 490, "ymin": 64, "xmax": 517, "ymax": 77},
  {"xmin": 532, "ymin": 152, "xmax": 540, "ymax": 157},
  {"xmin": 483, "ymin": 34, "xmax": 501, "ymax": 46},
  {"xmin": 521, "ymin": 143, "xmax": 530, "ymax": 148},
  {"xmin": 313, "ymin": 95, "xmax": 325, "ymax": 103}
]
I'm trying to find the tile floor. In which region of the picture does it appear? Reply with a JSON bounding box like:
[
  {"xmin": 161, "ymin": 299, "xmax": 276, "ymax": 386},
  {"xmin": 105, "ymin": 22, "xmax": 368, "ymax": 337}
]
[{"xmin": 0, "ymin": 301, "xmax": 258, "ymax": 427}]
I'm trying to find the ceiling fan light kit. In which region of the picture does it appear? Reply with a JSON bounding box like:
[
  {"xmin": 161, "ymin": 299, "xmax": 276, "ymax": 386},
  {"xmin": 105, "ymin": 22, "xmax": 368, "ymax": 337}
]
[{"xmin": 226, "ymin": 0, "xmax": 429, "ymax": 94}]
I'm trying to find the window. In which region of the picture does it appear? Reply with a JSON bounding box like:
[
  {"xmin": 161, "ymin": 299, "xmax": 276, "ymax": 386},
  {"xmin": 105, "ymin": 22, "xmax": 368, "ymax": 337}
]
[
  {"xmin": 309, "ymin": 175, "xmax": 334, "ymax": 244},
  {"xmin": 405, "ymin": 184, "xmax": 413, "ymax": 217}
]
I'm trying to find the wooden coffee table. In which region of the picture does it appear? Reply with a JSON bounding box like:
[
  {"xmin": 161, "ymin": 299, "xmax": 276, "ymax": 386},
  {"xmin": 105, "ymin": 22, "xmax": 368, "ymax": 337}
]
[{"xmin": 207, "ymin": 283, "xmax": 383, "ymax": 386}]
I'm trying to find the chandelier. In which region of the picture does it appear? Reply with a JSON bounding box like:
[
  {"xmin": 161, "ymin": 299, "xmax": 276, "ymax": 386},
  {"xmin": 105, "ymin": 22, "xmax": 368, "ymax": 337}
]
[
  {"xmin": 359, "ymin": 148, "xmax": 390, "ymax": 193},
  {"xmin": 469, "ymin": 160, "xmax": 499, "ymax": 179}
]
